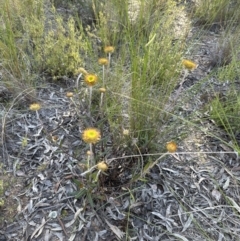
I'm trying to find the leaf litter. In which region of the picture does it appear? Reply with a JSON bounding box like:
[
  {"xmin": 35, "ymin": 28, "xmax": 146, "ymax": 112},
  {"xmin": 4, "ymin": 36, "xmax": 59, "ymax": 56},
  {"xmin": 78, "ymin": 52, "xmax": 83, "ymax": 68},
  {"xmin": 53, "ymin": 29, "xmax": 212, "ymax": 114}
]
[{"xmin": 1, "ymin": 81, "xmax": 240, "ymax": 240}]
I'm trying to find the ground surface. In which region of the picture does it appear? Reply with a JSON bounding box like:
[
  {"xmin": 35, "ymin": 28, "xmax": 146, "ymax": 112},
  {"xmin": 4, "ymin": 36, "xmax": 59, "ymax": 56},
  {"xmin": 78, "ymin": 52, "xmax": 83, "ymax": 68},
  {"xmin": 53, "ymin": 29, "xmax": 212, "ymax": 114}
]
[{"xmin": 1, "ymin": 2, "xmax": 240, "ymax": 241}]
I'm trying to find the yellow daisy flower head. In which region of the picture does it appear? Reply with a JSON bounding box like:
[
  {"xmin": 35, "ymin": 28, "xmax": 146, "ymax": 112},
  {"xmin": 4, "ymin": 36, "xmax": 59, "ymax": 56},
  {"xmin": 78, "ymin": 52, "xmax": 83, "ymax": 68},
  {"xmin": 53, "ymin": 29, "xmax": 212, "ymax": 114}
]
[
  {"xmin": 29, "ymin": 103, "xmax": 41, "ymax": 111},
  {"xmin": 166, "ymin": 141, "xmax": 177, "ymax": 153},
  {"xmin": 98, "ymin": 58, "xmax": 109, "ymax": 65},
  {"xmin": 104, "ymin": 46, "xmax": 114, "ymax": 54},
  {"xmin": 82, "ymin": 128, "xmax": 101, "ymax": 144},
  {"xmin": 97, "ymin": 161, "xmax": 108, "ymax": 172},
  {"xmin": 66, "ymin": 92, "xmax": 74, "ymax": 98},
  {"xmin": 84, "ymin": 74, "xmax": 98, "ymax": 87},
  {"xmin": 99, "ymin": 87, "xmax": 106, "ymax": 93},
  {"xmin": 182, "ymin": 59, "xmax": 197, "ymax": 70}
]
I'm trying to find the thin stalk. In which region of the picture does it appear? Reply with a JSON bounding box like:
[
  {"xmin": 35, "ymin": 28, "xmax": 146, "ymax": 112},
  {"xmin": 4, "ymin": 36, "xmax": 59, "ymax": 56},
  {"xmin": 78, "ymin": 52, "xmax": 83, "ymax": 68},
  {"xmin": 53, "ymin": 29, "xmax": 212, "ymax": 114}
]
[
  {"xmin": 76, "ymin": 73, "xmax": 82, "ymax": 90},
  {"xmin": 100, "ymin": 92, "xmax": 104, "ymax": 108},
  {"xmin": 102, "ymin": 65, "xmax": 105, "ymax": 86},
  {"xmin": 89, "ymin": 143, "xmax": 94, "ymax": 165},
  {"xmin": 108, "ymin": 53, "xmax": 112, "ymax": 66},
  {"xmin": 89, "ymin": 86, "xmax": 92, "ymax": 114}
]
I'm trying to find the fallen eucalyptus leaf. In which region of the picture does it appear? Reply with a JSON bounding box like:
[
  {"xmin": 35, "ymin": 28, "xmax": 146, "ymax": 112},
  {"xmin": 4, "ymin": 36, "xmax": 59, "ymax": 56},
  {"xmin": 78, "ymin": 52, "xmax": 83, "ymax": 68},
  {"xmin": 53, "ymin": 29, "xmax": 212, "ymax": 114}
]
[
  {"xmin": 105, "ymin": 219, "xmax": 125, "ymax": 239},
  {"xmin": 182, "ymin": 213, "xmax": 193, "ymax": 232},
  {"xmin": 171, "ymin": 233, "xmax": 189, "ymax": 241},
  {"xmin": 223, "ymin": 177, "xmax": 230, "ymax": 190},
  {"xmin": 31, "ymin": 217, "xmax": 48, "ymax": 239},
  {"xmin": 227, "ymin": 196, "xmax": 240, "ymax": 214}
]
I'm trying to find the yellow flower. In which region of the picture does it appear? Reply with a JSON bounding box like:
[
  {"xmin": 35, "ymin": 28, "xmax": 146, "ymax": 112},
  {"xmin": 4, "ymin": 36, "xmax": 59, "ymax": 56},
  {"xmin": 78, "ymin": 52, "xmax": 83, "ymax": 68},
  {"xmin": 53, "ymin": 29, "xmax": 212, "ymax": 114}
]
[
  {"xmin": 182, "ymin": 59, "xmax": 197, "ymax": 70},
  {"xmin": 104, "ymin": 46, "xmax": 114, "ymax": 53},
  {"xmin": 97, "ymin": 161, "xmax": 108, "ymax": 172},
  {"xmin": 66, "ymin": 92, "xmax": 74, "ymax": 98},
  {"xmin": 86, "ymin": 150, "xmax": 91, "ymax": 156},
  {"xmin": 82, "ymin": 128, "xmax": 101, "ymax": 144},
  {"xmin": 99, "ymin": 87, "xmax": 106, "ymax": 93},
  {"xmin": 84, "ymin": 74, "xmax": 98, "ymax": 87},
  {"xmin": 29, "ymin": 103, "xmax": 41, "ymax": 111},
  {"xmin": 166, "ymin": 141, "xmax": 177, "ymax": 153},
  {"xmin": 98, "ymin": 58, "xmax": 109, "ymax": 65},
  {"xmin": 75, "ymin": 67, "xmax": 88, "ymax": 75}
]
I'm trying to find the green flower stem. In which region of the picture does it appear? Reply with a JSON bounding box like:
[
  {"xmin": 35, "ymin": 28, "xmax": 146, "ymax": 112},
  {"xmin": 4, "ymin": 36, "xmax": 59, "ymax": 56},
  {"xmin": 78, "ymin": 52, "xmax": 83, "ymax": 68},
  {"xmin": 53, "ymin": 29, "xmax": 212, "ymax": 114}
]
[
  {"xmin": 102, "ymin": 65, "xmax": 105, "ymax": 86},
  {"xmin": 89, "ymin": 86, "xmax": 92, "ymax": 114},
  {"xmin": 80, "ymin": 163, "xmax": 97, "ymax": 177},
  {"xmin": 89, "ymin": 143, "xmax": 94, "ymax": 166},
  {"xmin": 108, "ymin": 53, "xmax": 112, "ymax": 67},
  {"xmin": 69, "ymin": 97, "xmax": 78, "ymax": 108},
  {"xmin": 100, "ymin": 92, "xmax": 104, "ymax": 108}
]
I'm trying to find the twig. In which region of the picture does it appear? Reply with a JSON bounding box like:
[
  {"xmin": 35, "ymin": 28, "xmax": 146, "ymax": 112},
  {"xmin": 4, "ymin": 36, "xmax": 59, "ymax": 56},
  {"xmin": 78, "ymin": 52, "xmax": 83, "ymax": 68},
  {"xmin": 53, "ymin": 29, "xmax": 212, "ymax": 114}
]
[{"xmin": 57, "ymin": 216, "xmax": 69, "ymax": 238}]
